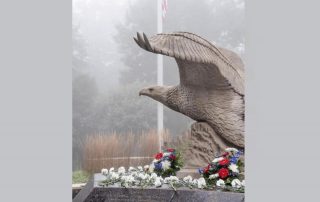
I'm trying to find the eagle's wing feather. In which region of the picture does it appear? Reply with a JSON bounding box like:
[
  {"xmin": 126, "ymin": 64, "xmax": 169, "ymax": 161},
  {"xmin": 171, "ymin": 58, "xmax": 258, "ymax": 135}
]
[{"xmin": 134, "ymin": 32, "xmax": 244, "ymax": 95}]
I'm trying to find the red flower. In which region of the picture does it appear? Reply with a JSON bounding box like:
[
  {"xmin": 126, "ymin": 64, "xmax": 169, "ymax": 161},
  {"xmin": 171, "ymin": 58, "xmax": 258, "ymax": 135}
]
[
  {"xmin": 222, "ymin": 152, "xmax": 229, "ymax": 157},
  {"xmin": 169, "ymin": 154, "xmax": 176, "ymax": 160},
  {"xmin": 203, "ymin": 164, "xmax": 210, "ymax": 173},
  {"xmin": 167, "ymin": 148, "xmax": 175, "ymax": 152},
  {"xmin": 218, "ymin": 168, "xmax": 229, "ymax": 179},
  {"xmin": 219, "ymin": 158, "xmax": 230, "ymax": 166},
  {"xmin": 155, "ymin": 153, "xmax": 163, "ymax": 160}
]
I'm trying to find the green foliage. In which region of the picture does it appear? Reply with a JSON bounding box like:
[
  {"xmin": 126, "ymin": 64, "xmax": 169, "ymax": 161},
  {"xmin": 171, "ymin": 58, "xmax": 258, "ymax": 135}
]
[{"xmin": 72, "ymin": 170, "xmax": 91, "ymax": 184}]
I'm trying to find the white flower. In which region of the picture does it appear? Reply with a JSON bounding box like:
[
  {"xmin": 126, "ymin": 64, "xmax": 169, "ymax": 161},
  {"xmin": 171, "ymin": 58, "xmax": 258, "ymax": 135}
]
[
  {"xmin": 231, "ymin": 179, "xmax": 242, "ymax": 188},
  {"xmin": 163, "ymin": 152, "xmax": 171, "ymax": 157},
  {"xmin": 128, "ymin": 167, "xmax": 135, "ymax": 172},
  {"xmin": 183, "ymin": 175, "xmax": 193, "ymax": 183},
  {"xmin": 110, "ymin": 172, "xmax": 119, "ymax": 180},
  {"xmin": 197, "ymin": 177, "xmax": 206, "ymax": 189},
  {"xmin": 161, "ymin": 160, "xmax": 171, "ymax": 171},
  {"xmin": 192, "ymin": 179, "xmax": 198, "ymax": 186},
  {"xmin": 154, "ymin": 177, "xmax": 163, "ymax": 187},
  {"xmin": 150, "ymin": 173, "xmax": 158, "ymax": 180},
  {"xmin": 208, "ymin": 173, "xmax": 219, "ymax": 179},
  {"xmin": 137, "ymin": 166, "xmax": 143, "ymax": 171},
  {"xmin": 152, "ymin": 159, "xmax": 159, "ymax": 163},
  {"xmin": 164, "ymin": 176, "xmax": 179, "ymax": 184},
  {"xmin": 169, "ymin": 176, "xmax": 179, "ymax": 182},
  {"xmin": 109, "ymin": 167, "xmax": 115, "ymax": 173},
  {"xmin": 118, "ymin": 167, "xmax": 126, "ymax": 174},
  {"xmin": 225, "ymin": 148, "xmax": 239, "ymax": 153},
  {"xmin": 126, "ymin": 175, "xmax": 135, "ymax": 183},
  {"xmin": 149, "ymin": 163, "xmax": 155, "ymax": 173},
  {"xmin": 101, "ymin": 168, "xmax": 108, "ymax": 175},
  {"xmin": 212, "ymin": 157, "xmax": 224, "ymax": 163},
  {"xmin": 228, "ymin": 164, "xmax": 239, "ymax": 173},
  {"xmin": 216, "ymin": 179, "xmax": 225, "ymax": 187},
  {"xmin": 144, "ymin": 165, "xmax": 149, "ymax": 170},
  {"xmin": 241, "ymin": 180, "xmax": 245, "ymax": 187},
  {"xmin": 138, "ymin": 173, "xmax": 148, "ymax": 180}
]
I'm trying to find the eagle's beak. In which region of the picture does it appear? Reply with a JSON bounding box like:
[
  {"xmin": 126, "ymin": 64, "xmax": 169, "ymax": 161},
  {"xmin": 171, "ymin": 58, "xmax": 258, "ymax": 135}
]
[{"xmin": 139, "ymin": 89, "xmax": 147, "ymax": 96}]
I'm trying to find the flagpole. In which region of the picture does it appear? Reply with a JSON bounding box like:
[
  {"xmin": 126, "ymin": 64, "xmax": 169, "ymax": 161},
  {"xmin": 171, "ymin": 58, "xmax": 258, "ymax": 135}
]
[{"xmin": 157, "ymin": 0, "xmax": 163, "ymax": 152}]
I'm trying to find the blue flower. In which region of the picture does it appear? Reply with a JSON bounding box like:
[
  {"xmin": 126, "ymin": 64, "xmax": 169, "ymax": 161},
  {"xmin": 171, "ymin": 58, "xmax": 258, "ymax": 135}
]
[
  {"xmin": 155, "ymin": 162, "xmax": 163, "ymax": 170},
  {"xmin": 230, "ymin": 157, "xmax": 238, "ymax": 164},
  {"xmin": 198, "ymin": 168, "xmax": 204, "ymax": 174}
]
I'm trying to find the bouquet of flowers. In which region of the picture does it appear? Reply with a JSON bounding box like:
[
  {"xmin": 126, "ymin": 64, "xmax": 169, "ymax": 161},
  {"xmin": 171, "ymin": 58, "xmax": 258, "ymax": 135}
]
[
  {"xmin": 198, "ymin": 148, "xmax": 244, "ymax": 190},
  {"xmin": 99, "ymin": 166, "xmax": 207, "ymax": 190},
  {"xmin": 147, "ymin": 148, "xmax": 183, "ymax": 177}
]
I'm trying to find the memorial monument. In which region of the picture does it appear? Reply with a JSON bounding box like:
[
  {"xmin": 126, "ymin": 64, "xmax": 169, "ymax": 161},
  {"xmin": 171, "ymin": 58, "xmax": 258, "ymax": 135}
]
[{"xmin": 135, "ymin": 32, "xmax": 245, "ymax": 168}]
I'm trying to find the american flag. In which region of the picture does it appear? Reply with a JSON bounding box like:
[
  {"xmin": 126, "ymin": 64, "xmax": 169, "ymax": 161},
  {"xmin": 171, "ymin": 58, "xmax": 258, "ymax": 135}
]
[{"xmin": 162, "ymin": 0, "xmax": 168, "ymax": 19}]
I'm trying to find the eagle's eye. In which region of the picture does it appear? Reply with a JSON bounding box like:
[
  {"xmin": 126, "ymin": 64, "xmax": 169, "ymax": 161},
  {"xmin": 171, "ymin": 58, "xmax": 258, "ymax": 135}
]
[{"xmin": 149, "ymin": 88, "xmax": 154, "ymax": 92}]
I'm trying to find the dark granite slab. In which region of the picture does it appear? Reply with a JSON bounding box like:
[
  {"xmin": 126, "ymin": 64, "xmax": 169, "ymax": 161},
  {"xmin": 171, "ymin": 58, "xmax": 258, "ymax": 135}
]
[{"xmin": 73, "ymin": 174, "xmax": 244, "ymax": 202}]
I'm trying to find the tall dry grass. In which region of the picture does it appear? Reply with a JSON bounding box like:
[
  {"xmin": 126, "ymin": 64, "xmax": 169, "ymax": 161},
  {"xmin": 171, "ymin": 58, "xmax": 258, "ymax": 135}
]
[{"xmin": 83, "ymin": 130, "xmax": 173, "ymax": 173}]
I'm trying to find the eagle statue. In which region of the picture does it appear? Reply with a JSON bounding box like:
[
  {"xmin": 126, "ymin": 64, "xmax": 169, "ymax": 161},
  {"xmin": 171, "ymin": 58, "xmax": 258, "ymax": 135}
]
[{"xmin": 134, "ymin": 32, "xmax": 244, "ymax": 148}]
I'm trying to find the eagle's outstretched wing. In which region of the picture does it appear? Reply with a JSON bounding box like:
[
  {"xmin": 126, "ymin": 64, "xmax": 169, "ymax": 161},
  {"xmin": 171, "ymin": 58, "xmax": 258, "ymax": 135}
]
[{"xmin": 134, "ymin": 32, "xmax": 244, "ymax": 95}]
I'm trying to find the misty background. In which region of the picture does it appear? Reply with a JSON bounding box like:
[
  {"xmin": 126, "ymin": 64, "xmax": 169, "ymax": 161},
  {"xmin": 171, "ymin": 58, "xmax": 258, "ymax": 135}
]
[{"xmin": 72, "ymin": 0, "xmax": 244, "ymax": 171}]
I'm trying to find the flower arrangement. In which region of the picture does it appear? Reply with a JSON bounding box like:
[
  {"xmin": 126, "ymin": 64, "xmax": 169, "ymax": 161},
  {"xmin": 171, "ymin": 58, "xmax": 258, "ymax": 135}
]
[
  {"xmin": 146, "ymin": 148, "xmax": 183, "ymax": 177},
  {"xmin": 198, "ymin": 148, "xmax": 245, "ymax": 191},
  {"xmin": 99, "ymin": 166, "xmax": 206, "ymax": 190}
]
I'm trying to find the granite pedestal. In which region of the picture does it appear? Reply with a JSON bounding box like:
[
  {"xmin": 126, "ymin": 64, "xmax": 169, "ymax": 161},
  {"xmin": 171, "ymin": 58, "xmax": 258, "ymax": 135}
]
[{"xmin": 73, "ymin": 174, "xmax": 244, "ymax": 202}]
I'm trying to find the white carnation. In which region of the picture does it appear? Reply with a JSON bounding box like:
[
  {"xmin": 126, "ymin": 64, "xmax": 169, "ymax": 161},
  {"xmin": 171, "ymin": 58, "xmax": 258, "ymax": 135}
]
[
  {"xmin": 197, "ymin": 177, "xmax": 206, "ymax": 189},
  {"xmin": 154, "ymin": 177, "xmax": 163, "ymax": 187},
  {"xmin": 118, "ymin": 167, "xmax": 126, "ymax": 174},
  {"xmin": 212, "ymin": 157, "xmax": 224, "ymax": 163},
  {"xmin": 161, "ymin": 160, "xmax": 171, "ymax": 171},
  {"xmin": 241, "ymin": 180, "xmax": 245, "ymax": 187},
  {"xmin": 138, "ymin": 173, "xmax": 149, "ymax": 180},
  {"xmin": 208, "ymin": 173, "xmax": 219, "ymax": 179},
  {"xmin": 150, "ymin": 173, "xmax": 158, "ymax": 180},
  {"xmin": 192, "ymin": 179, "xmax": 198, "ymax": 186},
  {"xmin": 137, "ymin": 166, "xmax": 143, "ymax": 171},
  {"xmin": 110, "ymin": 172, "xmax": 119, "ymax": 180},
  {"xmin": 128, "ymin": 167, "xmax": 135, "ymax": 172},
  {"xmin": 164, "ymin": 176, "xmax": 179, "ymax": 184},
  {"xmin": 183, "ymin": 175, "xmax": 193, "ymax": 183},
  {"xmin": 225, "ymin": 148, "xmax": 239, "ymax": 153},
  {"xmin": 231, "ymin": 179, "xmax": 242, "ymax": 188},
  {"xmin": 228, "ymin": 164, "xmax": 239, "ymax": 173},
  {"xmin": 126, "ymin": 175, "xmax": 135, "ymax": 183},
  {"xmin": 216, "ymin": 179, "xmax": 225, "ymax": 187},
  {"xmin": 143, "ymin": 165, "xmax": 149, "ymax": 170},
  {"xmin": 163, "ymin": 152, "xmax": 171, "ymax": 157},
  {"xmin": 109, "ymin": 167, "xmax": 115, "ymax": 173},
  {"xmin": 101, "ymin": 168, "xmax": 108, "ymax": 175},
  {"xmin": 149, "ymin": 163, "xmax": 155, "ymax": 173}
]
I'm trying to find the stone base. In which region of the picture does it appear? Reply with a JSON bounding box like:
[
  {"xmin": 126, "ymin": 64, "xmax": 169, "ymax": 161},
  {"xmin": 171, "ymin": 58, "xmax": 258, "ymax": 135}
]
[
  {"xmin": 183, "ymin": 122, "xmax": 235, "ymax": 169},
  {"xmin": 73, "ymin": 174, "xmax": 244, "ymax": 202},
  {"xmin": 176, "ymin": 168, "xmax": 200, "ymax": 179}
]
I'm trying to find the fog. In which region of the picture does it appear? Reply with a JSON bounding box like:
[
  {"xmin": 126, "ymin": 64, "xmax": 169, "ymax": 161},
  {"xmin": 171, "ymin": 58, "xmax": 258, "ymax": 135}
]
[{"xmin": 72, "ymin": 0, "xmax": 244, "ymax": 170}]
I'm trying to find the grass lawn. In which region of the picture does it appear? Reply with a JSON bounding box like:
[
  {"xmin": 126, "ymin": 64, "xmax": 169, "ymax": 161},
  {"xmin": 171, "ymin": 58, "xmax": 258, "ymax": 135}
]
[{"xmin": 72, "ymin": 170, "xmax": 91, "ymax": 184}]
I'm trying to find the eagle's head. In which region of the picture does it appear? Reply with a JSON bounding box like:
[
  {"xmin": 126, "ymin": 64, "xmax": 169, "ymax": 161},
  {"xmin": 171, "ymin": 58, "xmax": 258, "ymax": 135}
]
[{"xmin": 139, "ymin": 85, "xmax": 172, "ymax": 104}]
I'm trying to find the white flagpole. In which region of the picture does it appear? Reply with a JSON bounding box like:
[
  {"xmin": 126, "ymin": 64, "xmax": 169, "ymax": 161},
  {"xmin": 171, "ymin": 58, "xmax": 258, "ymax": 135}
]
[{"xmin": 157, "ymin": 0, "xmax": 163, "ymax": 152}]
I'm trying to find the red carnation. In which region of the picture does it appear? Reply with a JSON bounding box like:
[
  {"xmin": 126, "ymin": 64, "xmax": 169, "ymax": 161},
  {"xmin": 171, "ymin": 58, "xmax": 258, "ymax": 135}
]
[
  {"xmin": 219, "ymin": 158, "xmax": 230, "ymax": 166},
  {"xmin": 167, "ymin": 148, "xmax": 175, "ymax": 152},
  {"xmin": 218, "ymin": 168, "xmax": 229, "ymax": 179},
  {"xmin": 155, "ymin": 153, "xmax": 163, "ymax": 160},
  {"xmin": 169, "ymin": 154, "xmax": 176, "ymax": 160},
  {"xmin": 222, "ymin": 152, "xmax": 229, "ymax": 157}
]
